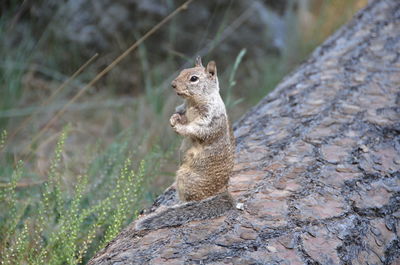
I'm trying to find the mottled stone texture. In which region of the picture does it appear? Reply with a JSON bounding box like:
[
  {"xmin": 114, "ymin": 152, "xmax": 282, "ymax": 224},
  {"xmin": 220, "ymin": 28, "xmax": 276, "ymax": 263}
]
[{"xmin": 89, "ymin": 0, "xmax": 400, "ymax": 264}]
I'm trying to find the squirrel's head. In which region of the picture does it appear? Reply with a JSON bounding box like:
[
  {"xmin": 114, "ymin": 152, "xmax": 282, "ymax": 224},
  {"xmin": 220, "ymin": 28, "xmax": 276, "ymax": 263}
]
[{"xmin": 171, "ymin": 56, "xmax": 219, "ymax": 101}]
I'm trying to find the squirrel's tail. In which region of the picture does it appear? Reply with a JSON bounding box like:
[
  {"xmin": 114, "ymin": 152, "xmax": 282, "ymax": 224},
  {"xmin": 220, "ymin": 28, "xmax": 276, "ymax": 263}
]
[{"xmin": 135, "ymin": 191, "xmax": 234, "ymax": 231}]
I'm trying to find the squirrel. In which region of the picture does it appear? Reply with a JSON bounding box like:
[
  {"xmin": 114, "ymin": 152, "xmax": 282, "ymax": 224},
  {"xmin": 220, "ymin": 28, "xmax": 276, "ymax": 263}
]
[{"xmin": 135, "ymin": 56, "xmax": 236, "ymax": 231}]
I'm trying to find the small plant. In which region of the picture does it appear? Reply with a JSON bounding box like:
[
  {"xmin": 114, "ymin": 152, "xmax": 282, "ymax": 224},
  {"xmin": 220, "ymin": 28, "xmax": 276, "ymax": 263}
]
[
  {"xmin": 0, "ymin": 127, "xmax": 169, "ymax": 265},
  {"xmin": 0, "ymin": 130, "xmax": 6, "ymax": 150}
]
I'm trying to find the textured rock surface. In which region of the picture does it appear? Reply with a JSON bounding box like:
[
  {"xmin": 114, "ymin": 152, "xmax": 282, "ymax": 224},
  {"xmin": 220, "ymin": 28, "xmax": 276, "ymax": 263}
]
[{"xmin": 89, "ymin": 0, "xmax": 400, "ymax": 264}]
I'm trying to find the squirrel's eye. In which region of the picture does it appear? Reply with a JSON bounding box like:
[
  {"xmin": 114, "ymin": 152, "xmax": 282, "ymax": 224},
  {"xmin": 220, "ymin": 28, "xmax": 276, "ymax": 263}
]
[{"xmin": 190, "ymin": 76, "xmax": 199, "ymax": 82}]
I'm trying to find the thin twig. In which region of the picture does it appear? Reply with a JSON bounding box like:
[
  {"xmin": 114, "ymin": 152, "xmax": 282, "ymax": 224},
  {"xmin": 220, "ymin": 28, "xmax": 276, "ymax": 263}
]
[
  {"xmin": 5, "ymin": 53, "xmax": 99, "ymax": 147},
  {"xmin": 8, "ymin": 0, "xmax": 30, "ymax": 31},
  {"xmin": 0, "ymin": 179, "xmax": 45, "ymax": 188},
  {"xmin": 23, "ymin": 0, "xmax": 195, "ymax": 157},
  {"xmin": 158, "ymin": 2, "xmax": 257, "ymax": 91},
  {"xmin": 0, "ymin": 98, "xmax": 134, "ymax": 118}
]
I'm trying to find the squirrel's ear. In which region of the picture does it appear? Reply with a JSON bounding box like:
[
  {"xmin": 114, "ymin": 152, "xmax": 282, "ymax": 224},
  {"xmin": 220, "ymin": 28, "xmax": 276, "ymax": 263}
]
[
  {"xmin": 206, "ymin": 61, "xmax": 217, "ymax": 77},
  {"xmin": 195, "ymin": 56, "xmax": 203, "ymax": 68}
]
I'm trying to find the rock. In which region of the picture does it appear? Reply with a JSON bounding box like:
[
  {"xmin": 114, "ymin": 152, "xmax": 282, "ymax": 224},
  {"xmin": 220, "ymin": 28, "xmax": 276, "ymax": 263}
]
[
  {"xmin": 277, "ymin": 233, "xmax": 297, "ymax": 249},
  {"xmin": 321, "ymin": 144, "xmax": 350, "ymax": 164},
  {"xmin": 266, "ymin": 245, "xmax": 277, "ymax": 253},
  {"xmin": 302, "ymin": 226, "xmax": 341, "ymax": 264},
  {"xmin": 88, "ymin": 1, "xmax": 400, "ymax": 264},
  {"xmin": 295, "ymin": 190, "xmax": 346, "ymax": 220},
  {"xmin": 238, "ymin": 227, "xmax": 258, "ymax": 240},
  {"xmin": 187, "ymin": 244, "xmax": 225, "ymax": 260},
  {"xmin": 350, "ymin": 181, "xmax": 392, "ymax": 209}
]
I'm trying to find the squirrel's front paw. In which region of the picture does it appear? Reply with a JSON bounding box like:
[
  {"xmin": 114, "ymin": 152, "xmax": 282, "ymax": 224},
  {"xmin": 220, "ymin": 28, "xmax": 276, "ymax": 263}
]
[{"xmin": 170, "ymin": 113, "xmax": 181, "ymax": 127}]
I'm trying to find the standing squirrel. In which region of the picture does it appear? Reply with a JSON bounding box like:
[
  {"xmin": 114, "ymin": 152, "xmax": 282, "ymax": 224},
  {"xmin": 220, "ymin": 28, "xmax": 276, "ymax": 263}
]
[{"xmin": 136, "ymin": 56, "xmax": 235, "ymax": 230}]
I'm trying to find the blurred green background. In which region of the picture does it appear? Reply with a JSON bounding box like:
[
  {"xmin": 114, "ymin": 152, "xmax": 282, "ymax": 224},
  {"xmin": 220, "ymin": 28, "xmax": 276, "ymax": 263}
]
[{"xmin": 0, "ymin": 0, "xmax": 366, "ymax": 264}]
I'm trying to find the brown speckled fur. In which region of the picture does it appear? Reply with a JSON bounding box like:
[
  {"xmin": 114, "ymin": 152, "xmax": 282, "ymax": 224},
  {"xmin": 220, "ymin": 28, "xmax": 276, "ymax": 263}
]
[
  {"xmin": 135, "ymin": 57, "xmax": 235, "ymax": 231},
  {"xmin": 170, "ymin": 57, "xmax": 235, "ymax": 201}
]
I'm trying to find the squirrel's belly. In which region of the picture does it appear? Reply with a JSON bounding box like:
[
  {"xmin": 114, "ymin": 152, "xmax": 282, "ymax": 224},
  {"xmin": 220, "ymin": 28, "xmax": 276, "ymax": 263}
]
[
  {"xmin": 178, "ymin": 154, "xmax": 233, "ymax": 201},
  {"xmin": 183, "ymin": 145, "xmax": 202, "ymax": 163}
]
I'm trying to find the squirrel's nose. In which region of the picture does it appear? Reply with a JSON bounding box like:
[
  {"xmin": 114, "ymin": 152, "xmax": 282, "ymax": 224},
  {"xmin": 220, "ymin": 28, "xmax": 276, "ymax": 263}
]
[{"xmin": 171, "ymin": 81, "xmax": 177, "ymax": 89}]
